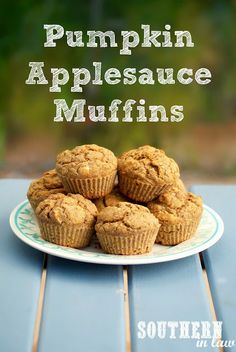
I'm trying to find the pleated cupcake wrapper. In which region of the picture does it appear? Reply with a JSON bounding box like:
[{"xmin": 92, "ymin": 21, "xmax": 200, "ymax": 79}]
[
  {"xmin": 60, "ymin": 172, "xmax": 116, "ymax": 199},
  {"xmin": 156, "ymin": 220, "xmax": 199, "ymax": 246},
  {"xmin": 38, "ymin": 221, "xmax": 93, "ymax": 249},
  {"xmin": 119, "ymin": 175, "xmax": 169, "ymax": 202},
  {"xmin": 96, "ymin": 228, "xmax": 158, "ymax": 255}
]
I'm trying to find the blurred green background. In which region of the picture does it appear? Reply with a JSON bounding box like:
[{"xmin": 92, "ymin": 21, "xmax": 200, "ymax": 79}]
[{"xmin": 0, "ymin": 0, "xmax": 236, "ymax": 183}]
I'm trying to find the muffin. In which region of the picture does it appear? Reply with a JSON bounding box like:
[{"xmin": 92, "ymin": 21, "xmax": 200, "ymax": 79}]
[
  {"xmin": 94, "ymin": 186, "xmax": 131, "ymax": 212},
  {"xmin": 174, "ymin": 178, "xmax": 186, "ymax": 192},
  {"xmin": 56, "ymin": 144, "xmax": 117, "ymax": 199},
  {"xmin": 149, "ymin": 177, "xmax": 186, "ymax": 201},
  {"xmin": 95, "ymin": 202, "xmax": 160, "ymax": 255},
  {"xmin": 36, "ymin": 193, "xmax": 97, "ymax": 248},
  {"xmin": 118, "ymin": 145, "xmax": 180, "ymax": 202},
  {"xmin": 27, "ymin": 169, "xmax": 66, "ymax": 211},
  {"xmin": 147, "ymin": 187, "xmax": 203, "ymax": 245}
]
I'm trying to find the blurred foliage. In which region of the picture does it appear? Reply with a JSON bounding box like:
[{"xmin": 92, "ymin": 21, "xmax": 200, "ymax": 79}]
[{"xmin": 0, "ymin": 0, "xmax": 236, "ymax": 172}]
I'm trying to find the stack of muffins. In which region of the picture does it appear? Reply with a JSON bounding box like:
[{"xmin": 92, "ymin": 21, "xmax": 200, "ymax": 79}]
[{"xmin": 27, "ymin": 144, "xmax": 203, "ymax": 255}]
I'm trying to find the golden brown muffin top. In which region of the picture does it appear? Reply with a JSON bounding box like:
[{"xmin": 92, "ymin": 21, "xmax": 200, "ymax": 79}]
[
  {"xmin": 36, "ymin": 193, "xmax": 97, "ymax": 226},
  {"xmin": 155, "ymin": 179, "xmax": 186, "ymax": 208},
  {"xmin": 94, "ymin": 186, "xmax": 130, "ymax": 212},
  {"xmin": 27, "ymin": 169, "xmax": 66, "ymax": 202},
  {"xmin": 174, "ymin": 178, "xmax": 186, "ymax": 192},
  {"xmin": 95, "ymin": 202, "xmax": 159, "ymax": 236},
  {"xmin": 118, "ymin": 145, "xmax": 180, "ymax": 185},
  {"xmin": 147, "ymin": 191, "xmax": 203, "ymax": 224},
  {"xmin": 56, "ymin": 144, "xmax": 117, "ymax": 178}
]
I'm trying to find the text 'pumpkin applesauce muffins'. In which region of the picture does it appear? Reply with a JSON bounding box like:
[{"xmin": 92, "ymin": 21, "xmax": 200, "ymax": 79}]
[
  {"xmin": 118, "ymin": 145, "xmax": 180, "ymax": 202},
  {"xmin": 27, "ymin": 169, "xmax": 66, "ymax": 211},
  {"xmin": 36, "ymin": 193, "xmax": 97, "ymax": 248},
  {"xmin": 95, "ymin": 202, "xmax": 160, "ymax": 255},
  {"xmin": 147, "ymin": 186, "xmax": 203, "ymax": 245},
  {"xmin": 93, "ymin": 186, "xmax": 131, "ymax": 212},
  {"xmin": 56, "ymin": 144, "xmax": 117, "ymax": 199}
]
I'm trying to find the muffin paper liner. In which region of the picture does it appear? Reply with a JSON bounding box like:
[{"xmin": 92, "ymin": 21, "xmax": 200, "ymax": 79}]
[
  {"xmin": 38, "ymin": 221, "xmax": 93, "ymax": 248},
  {"xmin": 156, "ymin": 220, "xmax": 200, "ymax": 245},
  {"xmin": 59, "ymin": 172, "xmax": 116, "ymax": 199},
  {"xmin": 96, "ymin": 227, "xmax": 159, "ymax": 255},
  {"xmin": 118, "ymin": 175, "xmax": 169, "ymax": 202}
]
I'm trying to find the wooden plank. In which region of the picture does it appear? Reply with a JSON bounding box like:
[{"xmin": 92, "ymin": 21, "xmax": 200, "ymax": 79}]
[
  {"xmin": 191, "ymin": 185, "xmax": 236, "ymax": 347},
  {"xmin": 0, "ymin": 179, "xmax": 43, "ymax": 352},
  {"xmin": 38, "ymin": 257, "xmax": 126, "ymax": 352},
  {"xmin": 128, "ymin": 256, "xmax": 215, "ymax": 351}
]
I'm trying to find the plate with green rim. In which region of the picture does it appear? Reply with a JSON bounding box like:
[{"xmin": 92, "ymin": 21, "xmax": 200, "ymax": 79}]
[{"xmin": 9, "ymin": 200, "xmax": 224, "ymax": 265}]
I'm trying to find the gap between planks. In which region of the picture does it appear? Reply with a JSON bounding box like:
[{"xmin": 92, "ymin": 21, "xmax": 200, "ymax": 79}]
[
  {"xmin": 32, "ymin": 254, "xmax": 48, "ymax": 352},
  {"xmin": 123, "ymin": 266, "xmax": 132, "ymax": 352},
  {"xmin": 200, "ymin": 254, "xmax": 224, "ymax": 352}
]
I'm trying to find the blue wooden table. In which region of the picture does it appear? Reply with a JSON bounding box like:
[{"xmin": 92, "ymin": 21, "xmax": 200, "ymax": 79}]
[{"xmin": 0, "ymin": 180, "xmax": 235, "ymax": 352}]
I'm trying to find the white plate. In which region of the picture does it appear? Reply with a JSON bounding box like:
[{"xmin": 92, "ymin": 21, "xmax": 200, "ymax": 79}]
[{"xmin": 9, "ymin": 200, "xmax": 224, "ymax": 265}]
